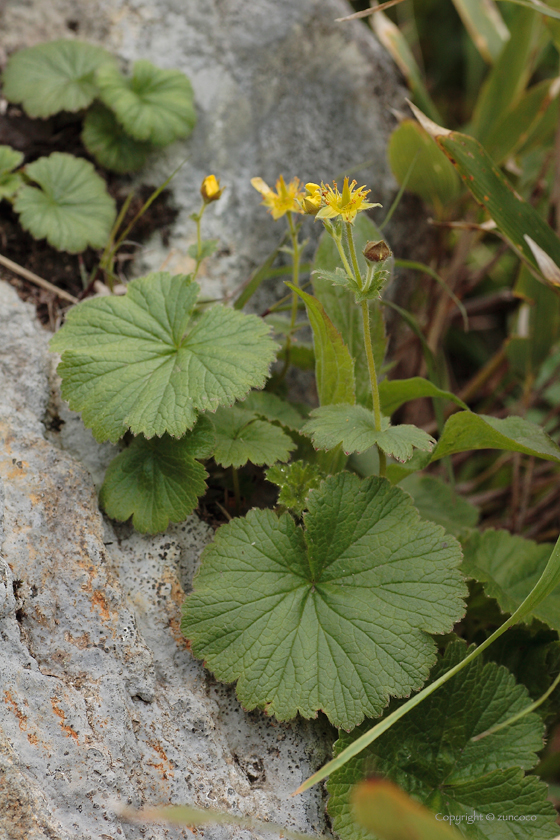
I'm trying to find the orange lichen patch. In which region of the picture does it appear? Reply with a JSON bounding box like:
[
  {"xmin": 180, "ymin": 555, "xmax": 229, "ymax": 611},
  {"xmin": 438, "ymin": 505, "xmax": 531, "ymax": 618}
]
[
  {"xmin": 159, "ymin": 567, "xmax": 189, "ymax": 648},
  {"xmin": 4, "ymin": 690, "xmax": 28, "ymax": 731},
  {"xmin": 147, "ymin": 740, "xmax": 175, "ymax": 780},
  {"xmin": 50, "ymin": 697, "xmax": 79, "ymax": 743},
  {"xmin": 91, "ymin": 590, "xmax": 110, "ymax": 621},
  {"xmin": 64, "ymin": 631, "xmax": 90, "ymax": 649}
]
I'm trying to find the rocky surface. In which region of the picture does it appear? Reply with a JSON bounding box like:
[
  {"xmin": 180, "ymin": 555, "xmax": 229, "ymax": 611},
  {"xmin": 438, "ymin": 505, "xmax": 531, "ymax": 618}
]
[
  {"xmin": 0, "ymin": 279, "xmax": 334, "ymax": 839},
  {"xmin": 0, "ymin": 0, "xmax": 407, "ymax": 302}
]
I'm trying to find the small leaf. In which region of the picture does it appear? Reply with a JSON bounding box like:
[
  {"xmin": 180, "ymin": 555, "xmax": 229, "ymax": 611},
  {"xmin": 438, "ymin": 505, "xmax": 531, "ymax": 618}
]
[
  {"xmin": 351, "ymin": 779, "xmax": 462, "ymax": 840},
  {"xmin": 99, "ymin": 417, "xmax": 214, "ymax": 534},
  {"xmin": 96, "ymin": 60, "xmax": 196, "ymax": 146},
  {"xmin": 462, "ymin": 530, "xmax": 560, "ymax": 632},
  {"xmin": 242, "ymin": 390, "xmax": 305, "ymax": 430},
  {"xmin": 13, "ymin": 153, "xmax": 116, "ymax": 252},
  {"xmin": 327, "ymin": 641, "xmax": 556, "ymax": 840},
  {"xmin": 187, "ymin": 239, "xmax": 219, "ymax": 261},
  {"xmin": 182, "ymin": 473, "xmax": 466, "ymax": 729},
  {"xmin": 212, "ymin": 406, "xmax": 295, "ymax": 469},
  {"xmin": 379, "ymin": 376, "xmax": 468, "ymax": 416},
  {"xmin": 286, "ymin": 284, "xmax": 356, "ymax": 406},
  {"xmin": 82, "ymin": 103, "xmax": 153, "ymax": 173},
  {"xmin": 265, "ymin": 460, "xmax": 323, "ymax": 515},
  {"xmin": 50, "ymin": 272, "xmax": 278, "ymax": 442},
  {"xmin": 388, "ymin": 121, "xmax": 462, "ymax": 209},
  {"xmin": 431, "ymin": 411, "xmax": 560, "ymax": 464},
  {"xmin": 0, "ymin": 144, "xmax": 24, "ymax": 199},
  {"xmin": 1, "ymin": 39, "xmax": 116, "ymax": 118},
  {"xmin": 304, "ymin": 404, "xmax": 435, "ymax": 461},
  {"xmin": 399, "ymin": 474, "xmax": 479, "ymax": 538}
]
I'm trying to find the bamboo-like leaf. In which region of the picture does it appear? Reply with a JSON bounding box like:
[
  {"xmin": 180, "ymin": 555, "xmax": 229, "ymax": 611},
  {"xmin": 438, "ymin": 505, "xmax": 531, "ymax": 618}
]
[
  {"xmin": 451, "ymin": 0, "xmax": 509, "ymax": 63},
  {"xmin": 484, "ymin": 77, "xmax": 560, "ymax": 165},
  {"xmin": 409, "ymin": 102, "xmax": 560, "ymax": 279},
  {"xmin": 471, "ymin": 5, "xmax": 543, "ymax": 144},
  {"xmin": 371, "ymin": 12, "xmax": 442, "ymax": 124}
]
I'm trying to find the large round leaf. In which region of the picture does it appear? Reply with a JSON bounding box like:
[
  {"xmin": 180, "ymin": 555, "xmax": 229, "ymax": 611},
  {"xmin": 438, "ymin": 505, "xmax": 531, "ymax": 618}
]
[
  {"xmin": 182, "ymin": 473, "xmax": 466, "ymax": 729},
  {"xmin": 50, "ymin": 272, "xmax": 278, "ymax": 443},
  {"xmin": 13, "ymin": 153, "xmax": 116, "ymax": 253},
  {"xmin": 82, "ymin": 103, "xmax": 153, "ymax": 173},
  {"xmin": 96, "ymin": 60, "xmax": 196, "ymax": 146},
  {"xmin": 1, "ymin": 39, "xmax": 116, "ymax": 118}
]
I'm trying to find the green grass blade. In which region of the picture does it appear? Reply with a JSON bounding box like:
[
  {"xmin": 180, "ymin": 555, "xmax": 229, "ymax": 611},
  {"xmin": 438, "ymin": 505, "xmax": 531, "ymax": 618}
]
[{"xmin": 451, "ymin": 0, "xmax": 509, "ymax": 63}]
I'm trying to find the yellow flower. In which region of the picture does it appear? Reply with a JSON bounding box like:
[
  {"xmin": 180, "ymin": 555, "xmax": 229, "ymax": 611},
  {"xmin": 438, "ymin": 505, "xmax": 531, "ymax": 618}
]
[
  {"xmin": 299, "ymin": 183, "xmax": 323, "ymax": 215},
  {"xmin": 315, "ymin": 177, "xmax": 381, "ymax": 223},
  {"xmin": 200, "ymin": 174, "xmax": 225, "ymax": 203},
  {"xmin": 251, "ymin": 175, "xmax": 305, "ymax": 219}
]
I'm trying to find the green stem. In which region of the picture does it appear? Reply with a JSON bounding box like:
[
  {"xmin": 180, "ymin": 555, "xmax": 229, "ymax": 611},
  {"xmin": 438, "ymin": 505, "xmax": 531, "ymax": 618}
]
[
  {"xmin": 278, "ymin": 211, "xmax": 301, "ymax": 380},
  {"xmin": 332, "ymin": 232, "xmax": 355, "ymax": 282},
  {"xmin": 361, "ymin": 299, "xmax": 385, "ymax": 477},
  {"xmin": 345, "ymin": 221, "xmax": 363, "ymax": 290},
  {"xmin": 192, "ymin": 202, "xmax": 207, "ymax": 282}
]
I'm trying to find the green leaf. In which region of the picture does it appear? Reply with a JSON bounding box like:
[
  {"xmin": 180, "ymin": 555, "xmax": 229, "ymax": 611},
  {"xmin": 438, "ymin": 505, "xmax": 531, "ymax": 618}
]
[
  {"xmin": 462, "ymin": 530, "xmax": 560, "ymax": 632},
  {"xmin": 379, "ymin": 377, "xmax": 468, "ymax": 416},
  {"xmin": 431, "ymin": 411, "xmax": 560, "ymax": 464},
  {"xmin": 1, "ymin": 39, "xmax": 116, "ymax": 118},
  {"xmin": 0, "ymin": 144, "xmax": 24, "ymax": 199},
  {"xmin": 182, "ymin": 473, "xmax": 466, "ymax": 729},
  {"xmin": 351, "ymin": 779, "xmax": 462, "ymax": 840},
  {"xmin": 371, "ymin": 12, "xmax": 442, "ymax": 124},
  {"xmin": 211, "ymin": 405, "xmax": 295, "ymax": 469},
  {"xmin": 450, "ymin": 0, "xmax": 509, "ymax": 63},
  {"xmin": 286, "ymin": 284, "xmax": 356, "ymax": 406},
  {"xmin": 399, "ymin": 474, "xmax": 479, "ymax": 538},
  {"xmin": 410, "ymin": 105, "xmax": 560, "ymax": 278},
  {"xmin": 242, "ymin": 390, "xmax": 305, "ymax": 430},
  {"xmin": 471, "ymin": 6, "xmax": 543, "ymax": 145},
  {"xmin": 187, "ymin": 239, "xmax": 219, "ymax": 261},
  {"xmin": 484, "ymin": 78, "xmax": 560, "ymax": 166},
  {"xmin": 50, "ymin": 272, "xmax": 278, "ymax": 442},
  {"xmin": 82, "ymin": 103, "xmax": 153, "ymax": 173},
  {"xmin": 96, "ymin": 60, "xmax": 196, "ymax": 146},
  {"xmin": 99, "ymin": 417, "xmax": 214, "ymax": 534},
  {"xmin": 327, "ymin": 641, "xmax": 556, "ymax": 840},
  {"xmin": 304, "ymin": 404, "xmax": 435, "ymax": 461},
  {"xmin": 265, "ymin": 460, "xmax": 323, "ymax": 516},
  {"xmin": 312, "ymin": 214, "xmax": 387, "ymax": 409},
  {"xmin": 13, "ymin": 153, "xmax": 116, "ymax": 253},
  {"xmin": 388, "ymin": 121, "xmax": 462, "ymax": 210}
]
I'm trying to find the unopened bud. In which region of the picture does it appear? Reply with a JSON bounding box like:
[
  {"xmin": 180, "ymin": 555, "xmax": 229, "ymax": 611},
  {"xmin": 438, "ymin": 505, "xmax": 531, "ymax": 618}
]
[
  {"xmin": 200, "ymin": 174, "xmax": 224, "ymax": 204},
  {"xmin": 363, "ymin": 240, "xmax": 391, "ymax": 263}
]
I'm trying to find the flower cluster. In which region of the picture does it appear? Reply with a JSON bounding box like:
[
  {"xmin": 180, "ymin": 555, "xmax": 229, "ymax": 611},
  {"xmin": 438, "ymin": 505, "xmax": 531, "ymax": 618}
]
[
  {"xmin": 250, "ymin": 175, "xmax": 305, "ymax": 219},
  {"xmin": 302, "ymin": 177, "xmax": 380, "ymax": 223}
]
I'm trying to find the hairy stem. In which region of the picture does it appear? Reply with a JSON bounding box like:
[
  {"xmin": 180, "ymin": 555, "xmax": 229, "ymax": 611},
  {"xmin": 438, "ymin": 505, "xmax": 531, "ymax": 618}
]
[
  {"xmin": 361, "ymin": 298, "xmax": 385, "ymax": 477},
  {"xmin": 345, "ymin": 221, "xmax": 363, "ymax": 290},
  {"xmin": 278, "ymin": 211, "xmax": 301, "ymax": 381}
]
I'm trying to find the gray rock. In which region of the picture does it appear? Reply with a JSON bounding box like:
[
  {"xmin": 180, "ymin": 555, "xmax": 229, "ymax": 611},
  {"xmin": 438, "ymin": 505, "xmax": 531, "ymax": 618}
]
[
  {"xmin": 0, "ymin": 0, "xmax": 406, "ymax": 302},
  {"xmin": 0, "ymin": 279, "xmax": 334, "ymax": 839}
]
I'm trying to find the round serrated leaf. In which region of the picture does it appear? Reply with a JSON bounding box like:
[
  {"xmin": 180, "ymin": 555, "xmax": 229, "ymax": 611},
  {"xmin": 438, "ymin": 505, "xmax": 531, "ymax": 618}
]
[
  {"xmin": 13, "ymin": 152, "xmax": 116, "ymax": 252},
  {"xmin": 388, "ymin": 120, "xmax": 461, "ymax": 209},
  {"xmin": 327, "ymin": 641, "xmax": 556, "ymax": 840},
  {"xmin": 96, "ymin": 60, "xmax": 196, "ymax": 146},
  {"xmin": 212, "ymin": 406, "xmax": 295, "ymax": 468},
  {"xmin": 182, "ymin": 473, "xmax": 466, "ymax": 729},
  {"xmin": 82, "ymin": 103, "xmax": 153, "ymax": 173},
  {"xmin": 50, "ymin": 272, "xmax": 278, "ymax": 443},
  {"xmin": 1, "ymin": 39, "xmax": 116, "ymax": 118},
  {"xmin": 99, "ymin": 418, "xmax": 214, "ymax": 534}
]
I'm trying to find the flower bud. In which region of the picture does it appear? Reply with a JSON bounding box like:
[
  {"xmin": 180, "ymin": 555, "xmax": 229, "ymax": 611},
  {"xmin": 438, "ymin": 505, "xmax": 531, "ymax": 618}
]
[
  {"xmin": 200, "ymin": 174, "xmax": 224, "ymax": 204},
  {"xmin": 363, "ymin": 240, "xmax": 391, "ymax": 263}
]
